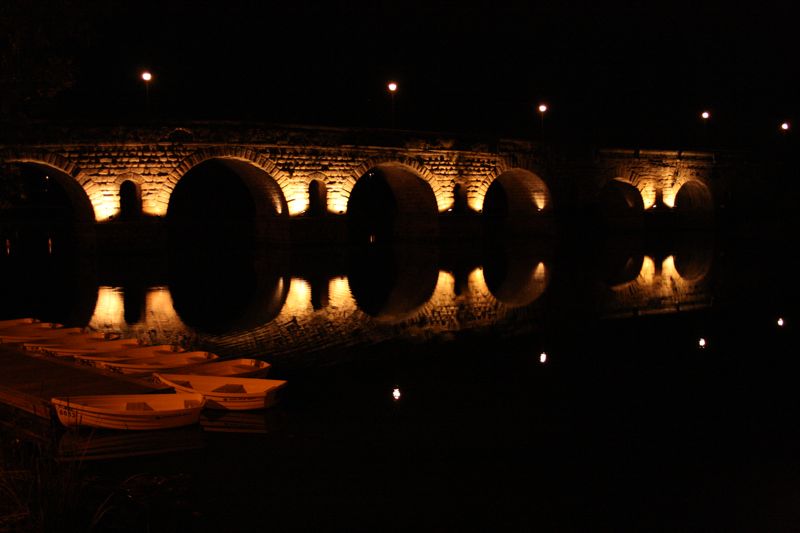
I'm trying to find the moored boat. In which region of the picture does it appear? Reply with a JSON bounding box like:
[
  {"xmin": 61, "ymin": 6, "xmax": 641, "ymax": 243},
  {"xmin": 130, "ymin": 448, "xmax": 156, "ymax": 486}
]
[
  {"xmin": 171, "ymin": 358, "xmax": 271, "ymax": 378},
  {"xmin": 0, "ymin": 318, "xmax": 39, "ymax": 328},
  {"xmin": 0, "ymin": 325, "xmax": 76, "ymax": 344},
  {"xmin": 24, "ymin": 331, "xmax": 122, "ymax": 352},
  {"xmin": 51, "ymin": 393, "xmax": 206, "ymax": 430},
  {"xmin": 50, "ymin": 341, "xmax": 178, "ymax": 359},
  {"xmin": 99, "ymin": 351, "xmax": 219, "ymax": 374},
  {"xmin": 154, "ymin": 373, "xmax": 286, "ymax": 410}
]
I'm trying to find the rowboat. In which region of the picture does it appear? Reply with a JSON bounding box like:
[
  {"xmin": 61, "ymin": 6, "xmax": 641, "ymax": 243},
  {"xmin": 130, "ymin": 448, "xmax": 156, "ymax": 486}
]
[
  {"xmin": 99, "ymin": 351, "xmax": 219, "ymax": 374},
  {"xmin": 154, "ymin": 373, "xmax": 286, "ymax": 410},
  {"xmin": 69, "ymin": 344, "xmax": 182, "ymax": 364},
  {"xmin": 0, "ymin": 325, "xmax": 76, "ymax": 344},
  {"xmin": 24, "ymin": 331, "xmax": 122, "ymax": 352},
  {"xmin": 51, "ymin": 393, "xmax": 206, "ymax": 430},
  {"xmin": 172, "ymin": 358, "xmax": 271, "ymax": 378},
  {"xmin": 0, "ymin": 318, "xmax": 39, "ymax": 328},
  {"xmin": 0, "ymin": 321, "xmax": 65, "ymax": 334},
  {"xmin": 51, "ymin": 341, "xmax": 179, "ymax": 359}
]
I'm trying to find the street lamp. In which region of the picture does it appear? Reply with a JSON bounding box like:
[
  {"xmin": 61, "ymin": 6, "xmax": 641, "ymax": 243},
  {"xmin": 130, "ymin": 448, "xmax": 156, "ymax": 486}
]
[
  {"xmin": 141, "ymin": 71, "xmax": 153, "ymax": 115},
  {"xmin": 387, "ymin": 81, "xmax": 398, "ymax": 128},
  {"xmin": 700, "ymin": 110, "xmax": 711, "ymax": 147},
  {"xmin": 537, "ymin": 103, "xmax": 547, "ymax": 140}
]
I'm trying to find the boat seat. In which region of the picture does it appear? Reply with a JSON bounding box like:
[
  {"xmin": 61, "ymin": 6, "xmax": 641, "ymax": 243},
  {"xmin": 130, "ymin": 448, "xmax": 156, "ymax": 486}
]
[{"xmin": 212, "ymin": 384, "xmax": 247, "ymax": 393}]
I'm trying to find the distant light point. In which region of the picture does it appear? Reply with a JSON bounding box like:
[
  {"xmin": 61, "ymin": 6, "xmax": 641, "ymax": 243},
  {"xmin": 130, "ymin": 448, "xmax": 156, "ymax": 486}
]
[
  {"xmin": 539, "ymin": 352, "xmax": 547, "ymax": 363},
  {"xmin": 777, "ymin": 317, "xmax": 785, "ymax": 327},
  {"xmin": 141, "ymin": 71, "xmax": 153, "ymax": 82},
  {"xmin": 387, "ymin": 82, "xmax": 397, "ymax": 93},
  {"xmin": 781, "ymin": 122, "xmax": 790, "ymax": 131},
  {"xmin": 701, "ymin": 111, "xmax": 710, "ymax": 120},
  {"xmin": 698, "ymin": 337, "xmax": 707, "ymax": 348},
  {"xmin": 392, "ymin": 387, "xmax": 401, "ymax": 401},
  {"xmin": 538, "ymin": 104, "xmax": 548, "ymax": 113}
]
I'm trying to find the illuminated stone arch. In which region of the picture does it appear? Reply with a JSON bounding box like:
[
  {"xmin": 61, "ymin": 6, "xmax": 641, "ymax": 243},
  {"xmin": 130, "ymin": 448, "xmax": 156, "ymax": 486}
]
[
  {"xmin": 294, "ymin": 171, "xmax": 329, "ymax": 216},
  {"xmin": 346, "ymin": 156, "xmax": 445, "ymax": 211},
  {"xmin": 346, "ymin": 160, "xmax": 440, "ymax": 243},
  {"xmin": 671, "ymin": 178, "xmax": 713, "ymax": 211},
  {"xmin": 113, "ymin": 172, "xmax": 144, "ymax": 220},
  {"xmin": 159, "ymin": 147, "xmax": 290, "ymax": 217},
  {"xmin": 597, "ymin": 177, "xmax": 646, "ymax": 213},
  {"xmin": 468, "ymin": 167, "xmax": 552, "ymax": 214},
  {"xmin": 478, "ymin": 167, "xmax": 552, "ymax": 215},
  {"xmin": 1, "ymin": 149, "xmax": 95, "ymax": 222}
]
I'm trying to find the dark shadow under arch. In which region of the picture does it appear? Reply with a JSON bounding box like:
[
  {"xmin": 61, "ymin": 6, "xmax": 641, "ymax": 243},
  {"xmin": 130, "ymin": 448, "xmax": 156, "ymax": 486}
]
[
  {"xmin": 0, "ymin": 162, "xmax": 96, "ymax": 258},
  {"xmin": 167, "ymin": 158, "xmax": 289, "ymax": 253},
  {"xmin": 119, "ymin": 180, "xmax": 142, "ymax": 221},
  {"xmin": 347, "ymin": 164, "xmax": 438, "ymax": 244},
  {"xmin": 307, "ymin": 179, "xmax": 327, "ymax": 217},
  {"xmin": 674, "ymin": 180, "xmax": 714, "ymax": 228},
  {"xmin": 593, "ymin": 180, "xmax": 645, "ymax": 232},
  {"xmin": 483, "ymin": 169, "xmax": 552, "ymax": 236}
]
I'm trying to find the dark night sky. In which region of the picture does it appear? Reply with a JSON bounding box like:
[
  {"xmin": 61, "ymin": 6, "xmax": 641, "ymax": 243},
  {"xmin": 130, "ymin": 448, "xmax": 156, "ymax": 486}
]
[{"xmin": 8, "ymin": 1, "xmax": 798, "ymax": 148}]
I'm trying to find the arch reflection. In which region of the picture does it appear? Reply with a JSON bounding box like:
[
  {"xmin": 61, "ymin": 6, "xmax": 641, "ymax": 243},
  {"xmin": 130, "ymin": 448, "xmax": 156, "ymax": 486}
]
[
  {"xmin": 603, "ymin": 240, "xmax": 714, "ymax": 317},
  {"xmin": 482, "ymin": 243, "xmax": 552, "ymax": 307},
  {"xmin": 347, "ymin": 245, "xmax": 439, "ymax": 322}
]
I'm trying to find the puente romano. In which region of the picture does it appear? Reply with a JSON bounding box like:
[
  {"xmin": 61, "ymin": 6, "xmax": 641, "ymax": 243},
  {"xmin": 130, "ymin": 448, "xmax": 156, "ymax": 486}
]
[
  {"xmin": 0, "ymin": 122, "xmax": 734, "ymax": 250},
  {"xmin": 1, "ymin": 122, "xmax": 737, "ymax": 359}
]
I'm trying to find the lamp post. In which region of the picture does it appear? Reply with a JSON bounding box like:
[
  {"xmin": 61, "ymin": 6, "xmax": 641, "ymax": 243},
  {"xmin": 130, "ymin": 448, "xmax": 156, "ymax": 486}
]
[
  {"xmin": 141, "ymin": 71, "xmax": 153, "ymax": 116},
  {"xmin": 700, "ymin": 110, "xmax": 711, "ymax": 147},
  {"xmin": 537, "ymin": 103, "xmax": 547, "ymax": 140},
  {"xmin": 387, "ymin": 81, "xmax": 398, "ymax": 128}
]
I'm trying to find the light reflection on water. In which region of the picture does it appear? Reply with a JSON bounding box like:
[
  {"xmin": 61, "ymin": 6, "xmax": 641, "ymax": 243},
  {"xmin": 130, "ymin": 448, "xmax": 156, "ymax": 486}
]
[{"xmin": 64, "ymin": 243, "xmax": 714, "ymax": 366}]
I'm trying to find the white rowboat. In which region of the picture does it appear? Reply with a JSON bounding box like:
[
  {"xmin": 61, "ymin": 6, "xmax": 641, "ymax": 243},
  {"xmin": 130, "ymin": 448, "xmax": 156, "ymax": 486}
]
[
  {"xmin": 0, "ymin": 318, "xmax": 39, "ymax": 328},
  {"xmin": 154, "ymin": 373, "xmax": 286, "ymax": 410},
  {"xmin": 51, "ymin": 393, "xmax": 206, "ymax": 430},
  {"xmin": 99, "ymin": 351, "xmax": 219, "ymax": 374},
  {"xmin": 0, "ymin": 325, "xmax": 77, "ymax": 344},
  {"xmin": 24, "ymin": 331, "xmax": 122, "ymax": 352},
  {"xmin": 172, "ymin": 358, "xmax": 271, "ymax": 378},
  {"xmin": 45, "ymin": 339, "xmax": 171, "ymax": 357}
]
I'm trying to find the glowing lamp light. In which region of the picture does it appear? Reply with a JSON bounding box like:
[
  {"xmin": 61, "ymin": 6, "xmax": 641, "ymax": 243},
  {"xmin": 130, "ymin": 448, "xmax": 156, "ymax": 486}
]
[
  {"xmin": 701, "ymin": 111, "xmax": 710, "ymax": 120},
  {"xmin": 141, "ymin": 71, "xmax": 153, "ymax": 82},
  {"xmin": 781, "ymin": 122, "xmax": 790, "ymax": 131},
  {"xmin": 387, "ymin": 82, "xmax": 398, "ymax": 93},
  {"xmin": 777, "ymin": 317, "xmax": 785, "ymax": 327},
  {"xmin": 538, "ymin": 104, "xmax": 548, "ymax": 113},
  {"xmin": 539, "ymin": 352, "xmax": 547, "ymax": 363},
  {"xmin": 698, "ymin": 337, "xmax": 707, "ymax": 349},
  {"xmin": 392, "ymin": 388, "xmax": 401, "ymax": 401}
]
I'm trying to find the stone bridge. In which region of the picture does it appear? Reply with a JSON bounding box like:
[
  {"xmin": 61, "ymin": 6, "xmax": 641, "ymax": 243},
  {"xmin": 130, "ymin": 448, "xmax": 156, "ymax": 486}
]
[{"xmin": 0, "ymin": 122, "xmax": 733, "ymax": 250}]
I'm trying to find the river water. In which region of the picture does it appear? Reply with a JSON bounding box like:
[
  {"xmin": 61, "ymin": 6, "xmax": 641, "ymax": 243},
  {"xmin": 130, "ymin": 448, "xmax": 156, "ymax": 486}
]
[{"xmin": 1, "ymin": 229, "xmax": 799, "ymax": 531}]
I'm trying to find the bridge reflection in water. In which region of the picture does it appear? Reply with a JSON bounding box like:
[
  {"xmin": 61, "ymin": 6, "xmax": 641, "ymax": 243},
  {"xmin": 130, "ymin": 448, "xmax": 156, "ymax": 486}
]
[{"xmin": 73, "ymin": 239, "xmax": 714, "ymax": 367}]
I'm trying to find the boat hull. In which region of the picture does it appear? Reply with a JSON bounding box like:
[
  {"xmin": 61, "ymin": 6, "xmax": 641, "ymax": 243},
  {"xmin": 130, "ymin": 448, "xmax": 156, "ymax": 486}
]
[
  {"xmin": 100, "ymin": 352, "xmax": 219, "ymax": 374},
  {"xmin": 174, "ymin": 358, "xmax": 271, "ymax": 378},
  {"xmin": 51, "ymin": 393, "xmax": 205, "ymax": 430},
  {"xmin": 155, "ymin": 373, "xmax": 286, "ymax": 410}
]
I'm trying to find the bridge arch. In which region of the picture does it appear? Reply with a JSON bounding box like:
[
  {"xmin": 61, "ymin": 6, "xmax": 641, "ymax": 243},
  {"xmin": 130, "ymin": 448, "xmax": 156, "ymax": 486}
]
[
  {"xmin": 592, "ymin": 178, "xmax": 646, "ymax": 231},
  {"xmin": 346, "ymin": 162, "xmax": 439, "ymax": 244},
  {"xmin": 161, "ymin": 147, "xmax": 290, "ymax": 217},
  {"xmin": 2, "ymin": 151, "xmax": 95, "ymax": 222},
  {"xmin": 473, "ymin": 168, "xmax": 553, "ymax": 236},
  {"xmin": 114, "ymin": 173, "xmax": 144, "ymax": 220},
  {"xmin": 347, "ymin": 156, "xmax": 445, "ymax": 210},
  {"xmin": 166, "ymin": 152, "xmax": 290, "ymax": 248},
  {"xmin": 468, "ymin": 167, "xmax": 552, "ymax": 214}
]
